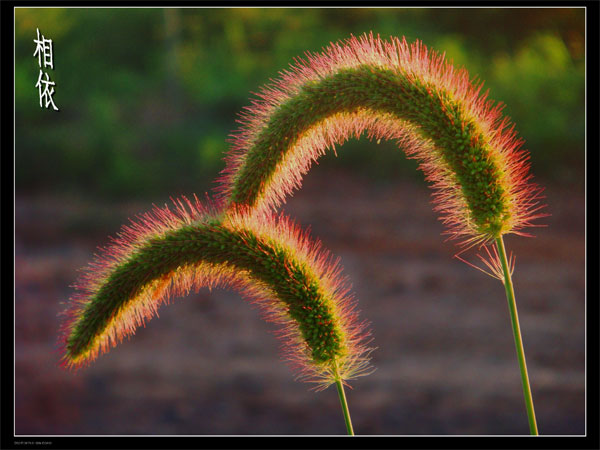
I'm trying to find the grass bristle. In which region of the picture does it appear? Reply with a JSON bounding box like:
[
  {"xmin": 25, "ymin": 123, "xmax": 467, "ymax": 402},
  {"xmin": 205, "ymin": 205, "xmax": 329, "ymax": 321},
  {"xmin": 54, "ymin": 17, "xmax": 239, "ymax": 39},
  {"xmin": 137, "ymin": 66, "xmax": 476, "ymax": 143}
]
[
  {"xmin": 59, "ymin": 199, "xmax": 373, "ymax": 389},
  {"xmin": 216, "ymin": 32, "xmax": 547, "ymax": 248}
]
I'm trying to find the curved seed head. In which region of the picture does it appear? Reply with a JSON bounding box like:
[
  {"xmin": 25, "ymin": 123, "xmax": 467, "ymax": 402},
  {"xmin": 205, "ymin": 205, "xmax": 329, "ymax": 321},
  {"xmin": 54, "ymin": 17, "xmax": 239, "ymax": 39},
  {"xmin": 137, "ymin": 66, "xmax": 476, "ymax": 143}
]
[
  {"xmin": 216, "ymin": 32, "xmax": 547, "ymax": 247},
  {"xmin": 59, "ymin": 196, "xmax": 372, "ymax": 389}
]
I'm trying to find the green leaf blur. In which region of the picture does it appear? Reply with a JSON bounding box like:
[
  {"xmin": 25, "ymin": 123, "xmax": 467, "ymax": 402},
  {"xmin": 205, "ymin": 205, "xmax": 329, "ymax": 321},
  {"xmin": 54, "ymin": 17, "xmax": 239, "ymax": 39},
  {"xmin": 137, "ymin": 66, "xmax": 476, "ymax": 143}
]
[{"xmin": 15, "ymin": 8, "xmax": 585, "ymax": 199}]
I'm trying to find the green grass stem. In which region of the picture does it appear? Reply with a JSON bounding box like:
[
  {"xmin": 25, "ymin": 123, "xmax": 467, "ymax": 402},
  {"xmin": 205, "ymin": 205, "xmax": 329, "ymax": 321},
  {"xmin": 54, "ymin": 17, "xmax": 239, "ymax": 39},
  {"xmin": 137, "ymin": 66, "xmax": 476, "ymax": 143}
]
[
  {"xmin": 334, "ymin": 361, "xmax": 354, "ymax": 435},
  {"xmin": 495, "ymin": 235, "xmax": 539, "ymax": 435}
]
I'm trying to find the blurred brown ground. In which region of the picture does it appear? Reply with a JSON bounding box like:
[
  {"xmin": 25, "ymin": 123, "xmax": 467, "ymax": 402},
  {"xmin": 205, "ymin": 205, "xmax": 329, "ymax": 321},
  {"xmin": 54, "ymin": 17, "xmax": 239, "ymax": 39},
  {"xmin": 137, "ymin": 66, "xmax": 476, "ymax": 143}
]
[{"xmin": 14, "ymin": 168, "xmax": 585, "ymax": 435}]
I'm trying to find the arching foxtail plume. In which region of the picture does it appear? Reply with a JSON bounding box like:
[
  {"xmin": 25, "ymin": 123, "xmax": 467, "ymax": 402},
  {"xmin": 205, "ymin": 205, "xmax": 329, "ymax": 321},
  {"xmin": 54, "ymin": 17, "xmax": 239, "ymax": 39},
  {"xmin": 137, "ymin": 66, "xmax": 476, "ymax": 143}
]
[
  {"xmin": 217, "ymin": 32, "xmax": 546, "ymax": 249},
  {"xmin": 59, "ymin": 196, "xmax": 373, "ymax": 393}
]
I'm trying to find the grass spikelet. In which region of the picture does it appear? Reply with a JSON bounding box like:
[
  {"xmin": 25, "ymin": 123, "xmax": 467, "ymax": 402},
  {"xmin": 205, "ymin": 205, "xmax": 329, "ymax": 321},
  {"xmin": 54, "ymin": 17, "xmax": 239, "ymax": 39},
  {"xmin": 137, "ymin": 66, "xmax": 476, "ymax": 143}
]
[
  {"xmin": 58, "ymin": 197, "xmax": 372, "ymax": 390},
  {"xmin": 455, "ymin": 244, "xmax": 515, "ymax": 282},
  {"xmin": 217, "ymin": 32, "xmax": 547, "ymax": 248}
]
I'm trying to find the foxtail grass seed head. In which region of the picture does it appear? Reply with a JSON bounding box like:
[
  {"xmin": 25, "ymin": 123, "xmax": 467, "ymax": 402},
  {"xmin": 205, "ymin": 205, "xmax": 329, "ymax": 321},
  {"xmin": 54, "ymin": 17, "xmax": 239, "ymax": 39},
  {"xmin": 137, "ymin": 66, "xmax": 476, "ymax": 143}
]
[
  {"xmin": 217, "ymin": 32, "xmax": 546, "ymax": 249},
  {"xmin": 59, "ymin": 196, "xmax": 372, "ymax": 389}
]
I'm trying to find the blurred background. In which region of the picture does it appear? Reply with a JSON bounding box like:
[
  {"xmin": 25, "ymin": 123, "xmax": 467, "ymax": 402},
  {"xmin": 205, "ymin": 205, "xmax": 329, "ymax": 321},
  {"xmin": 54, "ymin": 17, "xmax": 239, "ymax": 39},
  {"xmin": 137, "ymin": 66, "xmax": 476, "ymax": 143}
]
[{"xmin": 14, "ymin": 7, "xmax": 585, "ymax": 436}]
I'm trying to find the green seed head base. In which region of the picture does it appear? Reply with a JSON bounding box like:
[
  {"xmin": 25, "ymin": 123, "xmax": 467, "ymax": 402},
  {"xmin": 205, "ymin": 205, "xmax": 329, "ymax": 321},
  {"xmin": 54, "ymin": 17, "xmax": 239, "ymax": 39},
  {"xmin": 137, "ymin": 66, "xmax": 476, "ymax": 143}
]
[
  {"xmin": 217, "ymin": 32, "xmax": 546, "ymax": 249},
  {"xmin": 59, "ymin": 196, "xmax": 372, "ymax": 389}
]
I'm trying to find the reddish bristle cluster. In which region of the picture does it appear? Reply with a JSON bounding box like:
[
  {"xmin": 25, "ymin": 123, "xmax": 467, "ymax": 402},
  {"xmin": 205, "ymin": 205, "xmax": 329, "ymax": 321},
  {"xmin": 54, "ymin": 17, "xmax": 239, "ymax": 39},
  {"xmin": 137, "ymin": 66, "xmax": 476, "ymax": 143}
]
[
  {"xmin": 58, "ymin": 198, "xmax": 372, "ymax": 389},
  {"xmin": 216, "ymin": 32, "xmax": 546, "ymax": 248}
]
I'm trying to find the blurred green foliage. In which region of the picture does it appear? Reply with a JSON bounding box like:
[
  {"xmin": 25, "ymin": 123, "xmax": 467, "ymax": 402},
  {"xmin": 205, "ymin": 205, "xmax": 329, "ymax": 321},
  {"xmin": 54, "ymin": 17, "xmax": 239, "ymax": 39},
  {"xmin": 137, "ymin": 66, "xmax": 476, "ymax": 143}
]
[{"xmin": 15, "ymin": 7, "xmax": 585, "ymax": 199}]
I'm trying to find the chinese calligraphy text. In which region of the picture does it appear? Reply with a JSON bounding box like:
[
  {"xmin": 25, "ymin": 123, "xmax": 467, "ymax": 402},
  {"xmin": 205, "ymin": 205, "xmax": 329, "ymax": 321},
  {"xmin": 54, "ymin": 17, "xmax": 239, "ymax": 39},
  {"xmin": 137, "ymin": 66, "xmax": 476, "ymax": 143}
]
[{"xmin": 34, "ymin": 28, "xmax": 58, "ymax": 111}]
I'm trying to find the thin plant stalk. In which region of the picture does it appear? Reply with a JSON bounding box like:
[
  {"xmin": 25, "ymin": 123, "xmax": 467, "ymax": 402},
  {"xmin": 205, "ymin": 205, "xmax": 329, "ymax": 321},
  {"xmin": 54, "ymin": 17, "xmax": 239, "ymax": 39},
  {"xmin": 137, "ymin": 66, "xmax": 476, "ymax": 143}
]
[
  {"xmin": 495, "ymin": 235, "xmax": 539, "ymax": 435},
  {"xmin": 333, "ymin": 361, "xmax": 354, "ymax": 435}
]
